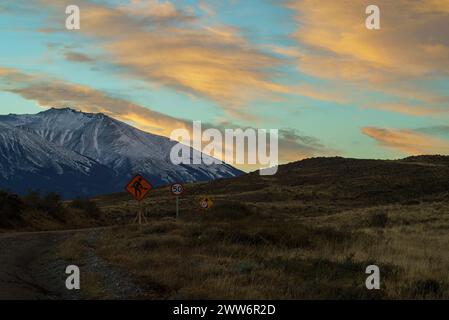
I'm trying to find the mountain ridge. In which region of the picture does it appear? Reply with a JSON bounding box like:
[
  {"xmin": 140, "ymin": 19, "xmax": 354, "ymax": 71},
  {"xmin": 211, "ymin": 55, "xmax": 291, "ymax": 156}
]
[{"xmin": 0, "ymin": 107, "xmax": 243, "ymax": 198}]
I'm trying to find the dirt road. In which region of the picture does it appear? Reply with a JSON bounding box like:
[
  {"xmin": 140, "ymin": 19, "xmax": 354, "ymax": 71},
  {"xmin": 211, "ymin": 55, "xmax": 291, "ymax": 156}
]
[
  {"xmin": 0, "ymin": 230, "xmax": 70, "ymax": 299},
  {"xmin": 0, "ymin": 227, "xmax": 142, "ymax": 300}
]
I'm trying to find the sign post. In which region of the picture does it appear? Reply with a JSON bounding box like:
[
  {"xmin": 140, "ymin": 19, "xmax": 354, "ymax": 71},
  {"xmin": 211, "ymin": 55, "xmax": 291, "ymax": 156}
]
[
  {"xmin": 170, "ymin": 183, "xmax": 185, "ymax": 219},
  {"xmin": 125, "ymin": 174, "xmax": 152, "ymax": 228}
]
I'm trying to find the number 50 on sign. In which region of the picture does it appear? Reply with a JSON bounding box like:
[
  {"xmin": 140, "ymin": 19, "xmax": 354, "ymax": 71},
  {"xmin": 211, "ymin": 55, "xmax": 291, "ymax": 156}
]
[{"xmin": 171, "ymin": 183, "xmax": 184, "ymax": 196}]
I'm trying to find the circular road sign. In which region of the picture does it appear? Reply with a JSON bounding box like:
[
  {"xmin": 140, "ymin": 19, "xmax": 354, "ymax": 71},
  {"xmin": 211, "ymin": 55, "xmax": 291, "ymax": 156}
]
[
  {"xmin": 170, "ymin": 183, "xmax": 185, "ymax": 196},
  {"xmin": 200, "ymin": 197, "xmax": 214, "ymax": 210}
]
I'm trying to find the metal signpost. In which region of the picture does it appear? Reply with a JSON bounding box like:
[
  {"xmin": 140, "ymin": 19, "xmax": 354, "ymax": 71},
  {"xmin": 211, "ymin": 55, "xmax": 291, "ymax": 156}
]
[{"xmin": 170, "ymin": 183, "xmax": 185, "ymax": 218}]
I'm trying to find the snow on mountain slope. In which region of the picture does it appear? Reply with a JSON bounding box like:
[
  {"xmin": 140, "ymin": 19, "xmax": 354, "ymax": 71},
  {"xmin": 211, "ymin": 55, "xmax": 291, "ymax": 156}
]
[
  {"xmin": 0, "ymin": 121, "xmax": 116, "ymax": 198},
  {"xmin": 0, "ymin": 108, "xmax": 243, "ymax": 195}
]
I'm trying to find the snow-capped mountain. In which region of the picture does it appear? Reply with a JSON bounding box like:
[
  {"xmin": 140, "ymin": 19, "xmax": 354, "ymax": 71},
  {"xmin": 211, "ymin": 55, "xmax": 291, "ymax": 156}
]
[
  {"xmin": 0, "ymin": 108, "xmax": 242, "ymax": 197},
  {"xmin": 0, "ymin": 121, "xmax": 116, "ymax": 198}
]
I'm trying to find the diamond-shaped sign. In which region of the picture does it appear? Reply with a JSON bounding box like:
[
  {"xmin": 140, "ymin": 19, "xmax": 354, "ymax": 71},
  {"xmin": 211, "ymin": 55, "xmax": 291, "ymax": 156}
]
[{"xmin": 125, "ymin": 174, "xmax": 152, "ymax": 201}]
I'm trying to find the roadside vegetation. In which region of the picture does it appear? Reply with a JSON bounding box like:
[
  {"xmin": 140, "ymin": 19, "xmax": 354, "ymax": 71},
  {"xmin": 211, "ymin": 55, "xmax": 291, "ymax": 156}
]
[
  {"xmin": 88, "ymin": 156, "xmax": 449, "ymax": 299},
  {"xmin": 6, "ymin": 156, "xmax": 449, "ymax": 299},
  {"xmin": 0, "ymin": 190, "xmax": 104, "ymax": 231},
  {"xmin": 90, "ymin": 200, "xmax": 449, "ymax": 299}
]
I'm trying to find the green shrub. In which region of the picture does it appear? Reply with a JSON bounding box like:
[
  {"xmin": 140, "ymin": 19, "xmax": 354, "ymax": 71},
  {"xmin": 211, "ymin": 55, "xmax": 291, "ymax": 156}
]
[
  {"xmin": 412, "ymin": 279, "xmax": 443, "ymax": 298},
  {"xmin": 202, "ymin": 201, "xmax": 254, "ymax": 221},
  {"xmin": 368, "ymin": 211, "xmax": 388, "ymax": 228},
  {"xmin": 0, "ymin": 191, "xmax": 24, "ymax": 227},
  {"xmin": 70, "ymin": 197, "xmax": 101, "ymax": 218},
  {"xmin": 42, "ymin": 192, "xmax": 65, "ymax": 220},
  {"xmin": 22, "ymin": 190, "xmax": 41, "ymax": 207},
  {"xmin": 23, "ymin": 191, "xmax": 66, "ymax": 221}
]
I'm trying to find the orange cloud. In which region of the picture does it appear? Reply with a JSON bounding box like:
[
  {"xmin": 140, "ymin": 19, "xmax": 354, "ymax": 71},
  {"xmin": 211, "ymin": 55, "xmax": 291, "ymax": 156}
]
[
  {"xmin": 365, "ymin": 103, "xmax": 443, "ymax": 117},
  {"xmin": 362, "ymin": 127, "xmax": 449, "ymax": 155},
  {"xmin": 0, "ymin": 67, "xmax": 189, "ymax": 136},
  {"xmin": 0, "ymin": 67, "xmax": 333, "ymax": 168},
  {"xmin": 118, "ymin": 0, "xmax": 182, "ymax": 19},
  {"xmin": 40, "ymin": 0, "xmax": 289, "ymax": 118},
  {"xmin": 295, "ymin": 84, "xmax": 349, "ymax": 104},
  {"xmin": 287, "ymin": 0, "xmax": 449, "ymax": 115},
  {"xmin": 288, "ymin": 0, "xmax": 449, "ymax": 79},
  {"xmin": 0, "ymin": 67, "xmax": 36, "ymax": 83}
]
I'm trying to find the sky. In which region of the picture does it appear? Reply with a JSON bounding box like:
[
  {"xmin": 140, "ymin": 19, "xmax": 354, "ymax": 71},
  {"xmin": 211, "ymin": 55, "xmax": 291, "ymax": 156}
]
[{"xmin": 1, "ymin": 0, "xmax": 449, "ymax": 170}]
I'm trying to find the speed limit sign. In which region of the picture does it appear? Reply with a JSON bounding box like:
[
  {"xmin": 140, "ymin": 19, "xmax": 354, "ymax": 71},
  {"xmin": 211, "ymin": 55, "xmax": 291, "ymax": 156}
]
[
  {"xmin": 171, "ymin": 183, "xmax": 184, "ymax": 219},
  {"xmin": 170, "ymin": 183, "xmax": 184, "ymax": 196}
]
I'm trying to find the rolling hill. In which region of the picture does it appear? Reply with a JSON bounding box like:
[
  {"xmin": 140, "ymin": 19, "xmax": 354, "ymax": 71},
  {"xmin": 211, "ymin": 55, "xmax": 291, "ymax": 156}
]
[
  {"xmin": 98, "ymin": 155, "xmax": 449, "ymax": 213},
  {"xmin": 82, "ymin": 155, "xmax": 449, "ymax": 299}
]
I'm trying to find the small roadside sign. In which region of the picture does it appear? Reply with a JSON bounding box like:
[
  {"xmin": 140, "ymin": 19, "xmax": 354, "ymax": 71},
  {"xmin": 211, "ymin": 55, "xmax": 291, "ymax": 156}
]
[
  {"xmin": 170, "ymin": 183, "xmax": 185, "ymax": 219},
  {"xmin": 125, "ymin": 174, "xmax": 152, "ymax": 229},
  {"xmin": 125, "ymin": 174, "xmax": 152, "ymax": 202},
  {"xmin": 170, "ymin": 183, "xmax": 184, "ymax": 196},
  {"xmin": 200, "ymin": 197, "xmax": 214, "ymax": 210}
]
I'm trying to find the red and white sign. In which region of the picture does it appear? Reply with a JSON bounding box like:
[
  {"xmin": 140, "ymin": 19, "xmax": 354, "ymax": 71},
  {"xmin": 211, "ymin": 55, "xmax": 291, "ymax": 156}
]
[{"xmin": 170, "ymin": 183, "xmax": 185, "ymax": 196}]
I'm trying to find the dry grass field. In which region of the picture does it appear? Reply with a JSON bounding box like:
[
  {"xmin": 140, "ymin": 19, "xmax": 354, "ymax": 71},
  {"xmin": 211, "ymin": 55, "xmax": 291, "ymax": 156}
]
[
  {"xmin": 83, "ymin": 156, "xmax": 449, "ymax": 299},
  {"xmin": 4, "ymin": 156, "xmax": 449, "ymax": 299}
]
